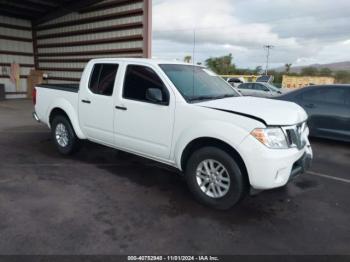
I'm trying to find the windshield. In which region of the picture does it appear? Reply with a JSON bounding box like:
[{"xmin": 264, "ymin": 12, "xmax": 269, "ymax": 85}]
[{"xmin": 159, "ymin": 64, "xmax": 240, "ymax": 102}]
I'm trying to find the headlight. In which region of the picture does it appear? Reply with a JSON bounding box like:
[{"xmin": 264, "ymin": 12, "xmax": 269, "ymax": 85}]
[{"xmin": 251, "ymin": 128, "xmax": 289, "ymax": 149}]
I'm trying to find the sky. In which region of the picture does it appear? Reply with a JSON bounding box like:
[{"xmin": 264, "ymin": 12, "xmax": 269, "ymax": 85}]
[{"xmin": 152, "ymin": 0, "xmax": 350, "ymax": 69}]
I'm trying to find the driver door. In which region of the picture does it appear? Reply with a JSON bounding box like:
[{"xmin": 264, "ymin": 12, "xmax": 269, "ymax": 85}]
[
  {"xmin": 114, "ymin": 64, "xmax": 175, "ymax": 160},
  {"xmin": 253, "ymin": 83, "xmax": 271, "ymax": 97},
  {"xmin": 238, "ymin": 83, "xmax": 255, "ymax": 96}
]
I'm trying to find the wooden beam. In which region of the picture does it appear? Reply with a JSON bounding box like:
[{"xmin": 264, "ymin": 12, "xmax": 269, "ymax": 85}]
[
  {"xmin": 37, "ymin": 35, "xmax": 143, "ymax": 48},
  {"xmin": 0, "ymin": 34, "xmax": 32, "ymax": 42},
  {"xmin": 0, "ymin": 50, "xmax": 33, "ymax": 56},
  {"xmin": 36, "ymin": 22, "xmax": 143, "ymax": 40},
  {"xmin": 9, "ymin": 0, "xmax": 55, "ymax": 10},
  {"xmin": 0, "ymin": 4, "xmax": 42, "ymax": 18},
  {"xmin": 37, "ymin": 48, "xmax": 143, "ymax": 57},
  {"xmin": 38, "ymin": 67, "xmax": 84, "ymax": 72},
  {"xmin": 37, "ymin": 55, "xmax": 143, "ymax": 64},
  {"xmin": 24, "ymin": 0, "xmax": 58, "ymax": 8},
  {"xmin": 143, "ymin": 0, "xmax": 152, "ymax": 58},
  {"xmin": 0, "ymin": 10, "xmax": 33, "ymax": 20},
  {"xmin": 0, "ymin": 1, "xmax": 47, "ymax": 12},
  {"xmin": 80, "ymin": 0, "xmax": 143, "ymax": 13},
  {"xmin": 5, "ymin": 91, "xmax": 28, "ymax": 95},
  {"xmin": 46, "ymin": 77, "xmax": 80, "ymax": 82},
  {"xmin": 32, "ymin": 21, "xmax": 39, "ymax": 69},
  {"xmin": 36, "ymin": 9, "xmax": 143, "ymax": 30},
  {"xmin": 34, "ymin": 0, "xmax": 104, "ymax": 25},
  {"xmin": 0, "ymin": 22, "xmax": 31, "ymax": 31},
  {"xmin": 0, "ymin": 75, "xmax": 28, "ymax": 79},
  {"xmin": 38, "ymin": 58, "xmax": 92, "ymax": 63},
  {"xmin": 0, "ymin": 63, "xmax": 34, "ymax": 68}
]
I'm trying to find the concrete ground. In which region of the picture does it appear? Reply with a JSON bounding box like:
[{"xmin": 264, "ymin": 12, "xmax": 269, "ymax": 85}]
[{"xmin": 0, "ymin": 99, "xmax": 349, "ymax": 255}]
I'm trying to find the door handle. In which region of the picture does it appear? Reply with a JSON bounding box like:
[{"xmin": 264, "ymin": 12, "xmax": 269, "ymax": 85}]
[
  {"xmin": 305, "ymin": 103, "xmax": 315, "ymax": 109},
  {"xmin": 115, "ymin": 106, "xmax": 127, "ymax": 111},
  {"xmin": 81, "ymin": 100, "xmax": 91, "ymax": 104}
]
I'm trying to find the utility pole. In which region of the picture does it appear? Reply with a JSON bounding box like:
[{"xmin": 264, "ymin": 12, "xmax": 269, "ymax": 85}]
[
  {"xmin": 264, "ymin": 45, "xmax": 274, "ymax": 75},
  {"xmin": 192, "ymin": 29, "xmax": 196, "ymax": 65}
]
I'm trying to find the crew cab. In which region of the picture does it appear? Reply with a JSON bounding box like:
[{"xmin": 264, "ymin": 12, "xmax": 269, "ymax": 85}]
[{"xmin": 33, "ymin": 58, "xmax": 313, "ymax": 209}]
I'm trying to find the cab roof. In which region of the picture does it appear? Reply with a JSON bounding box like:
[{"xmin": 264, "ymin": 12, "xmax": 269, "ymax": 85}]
[{"xmin": 88, "ymin": 58, "xmax": 195, "ymax": 66}]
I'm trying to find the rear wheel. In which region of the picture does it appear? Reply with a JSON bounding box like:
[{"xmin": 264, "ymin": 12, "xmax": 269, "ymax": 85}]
[
  {"xmin": 51, "ymin": 115, "xmax": 80, "ymax": 155},
  {"xmin": 185, "ymin": 147, "xmax": 247, "ymax": 210}
]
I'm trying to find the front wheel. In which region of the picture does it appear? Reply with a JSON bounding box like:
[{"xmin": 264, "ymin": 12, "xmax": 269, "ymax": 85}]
[
  {"xmin": 51, "ymin": 115, "xmax": 80, "ymax": 155},
  {"xmin": 185, "ymin": 147, "xmax": 247, "ymax": 210}
]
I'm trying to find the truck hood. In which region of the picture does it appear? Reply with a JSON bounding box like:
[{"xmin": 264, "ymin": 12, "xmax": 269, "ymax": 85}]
[{"xmin": 197, "ymin": 96, "xmax": 308, "ymax": 126}]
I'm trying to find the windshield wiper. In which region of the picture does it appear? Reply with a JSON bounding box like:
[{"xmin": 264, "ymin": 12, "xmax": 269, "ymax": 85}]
[
  {"xmin": 190, "ymin": 94, "xmax": 236, "ymax": 102},
  {"xmin": 214, "ymin": 94, "xmax": 236, "ymax": 99},
  {"xmin": 189, "ymin": 95, "xmax": 217, "ymax": 102}
]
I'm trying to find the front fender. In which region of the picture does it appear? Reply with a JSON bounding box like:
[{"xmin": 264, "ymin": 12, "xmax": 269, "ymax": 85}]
[
  {"xmin": 46, "ymin": 98, "xmax": 86, "ymax": 139},
  {"xmin": 173, "ymin": 120, "xmax": 249, "ymax": 170}
]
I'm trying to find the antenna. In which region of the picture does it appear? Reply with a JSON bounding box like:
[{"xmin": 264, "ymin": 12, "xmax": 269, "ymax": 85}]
[
  {"xmin": 264, "ymin": 45, "xmax": 274, "ymax": 75},
  {"xmin": 192, "ymin": 29, "xmax": 196, "ymax": 65}
]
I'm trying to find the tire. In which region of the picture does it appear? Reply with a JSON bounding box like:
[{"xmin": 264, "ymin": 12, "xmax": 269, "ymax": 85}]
[
  {"xmin": 51, "ymin": 115, "xmax": 80, "ymax": 155},
  {"xmin": 185, "ymin": 147, "xmax": 247, "ymax": 210}
]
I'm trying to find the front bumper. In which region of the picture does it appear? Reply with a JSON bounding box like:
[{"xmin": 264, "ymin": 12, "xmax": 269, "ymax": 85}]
[
  {"xmin": 239, "ymin": 135, "xmax": 313, "ymax": 190},
  {"xmin": 289, "ymin": 151, "xmax": 312, "ymax": 182}
]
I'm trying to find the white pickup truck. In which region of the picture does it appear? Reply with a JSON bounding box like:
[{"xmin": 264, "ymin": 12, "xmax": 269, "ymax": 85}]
[{"xmin": 33, "ymin": 58, "xmax": 313, "ymax": 209}]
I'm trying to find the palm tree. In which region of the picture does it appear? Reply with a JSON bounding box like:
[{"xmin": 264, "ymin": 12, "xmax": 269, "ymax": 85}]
[
  {"xmin": 184, "ymin": 56, "xmax": 192, "ymax": 63},
  {"xmin": 285, "ymin": 63, "xmax": 292, "ymax": 74}
]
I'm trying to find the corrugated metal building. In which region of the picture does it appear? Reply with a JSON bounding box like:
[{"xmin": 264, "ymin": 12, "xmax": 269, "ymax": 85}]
[{"xmin": 0, "ymin": 0, "xmax": 152, "ymax": 99}]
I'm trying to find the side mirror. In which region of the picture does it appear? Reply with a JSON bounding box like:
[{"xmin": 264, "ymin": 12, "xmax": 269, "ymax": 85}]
[{"xmin": 146, "ymin": 88, "xmax": 164, "ymax": 104}]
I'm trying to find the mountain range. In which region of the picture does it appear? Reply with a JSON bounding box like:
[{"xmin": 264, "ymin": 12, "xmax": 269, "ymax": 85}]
[{"xmin": 275, "ymin": 61, "xmax": 350, "ymax": 73}]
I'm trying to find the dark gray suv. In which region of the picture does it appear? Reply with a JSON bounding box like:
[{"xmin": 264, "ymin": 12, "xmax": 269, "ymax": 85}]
[{"xmin": 275, "ymin": 85, "xmax": 350, "ymax": 142}]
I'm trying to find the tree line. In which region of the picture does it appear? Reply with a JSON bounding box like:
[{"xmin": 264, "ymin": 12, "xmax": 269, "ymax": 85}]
[{"xmin": 184, "ymin": 54, "xmax": 350, "ymax": 84}]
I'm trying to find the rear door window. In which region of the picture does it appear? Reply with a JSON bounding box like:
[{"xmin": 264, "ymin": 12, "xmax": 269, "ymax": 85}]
[
  {"xmin": 239, "ymin": 83, "xmax": 253, "ymax": 90},
  {"xmin": 254, "ymin": 84, "xmax": 268, "ymax": 91},
  {"xmin": 302, "ymin": 87, "xmax": 345, "ymax": 104},
  {"xmin": 89, "ymin": 64, "xmax": 119, "ymax": 96}
]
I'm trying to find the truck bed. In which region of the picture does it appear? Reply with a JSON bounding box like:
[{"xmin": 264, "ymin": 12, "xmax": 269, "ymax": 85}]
[
  {"xmin": 37, "ymin": 84, "xmax": 79, "ymax": 93},
  {"xmin": 35, "ymin": 83, "xmax": 79, "ymax": 126}
]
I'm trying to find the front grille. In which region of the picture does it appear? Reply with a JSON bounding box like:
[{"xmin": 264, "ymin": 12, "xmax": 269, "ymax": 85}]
[{"xmin": 283, "ymin": 122, "xmax": 307, "ymax": 150}]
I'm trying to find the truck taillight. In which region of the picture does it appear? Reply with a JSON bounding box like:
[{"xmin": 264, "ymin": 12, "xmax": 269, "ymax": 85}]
[{"xmin": 32, "ymin": 88, "xmax": 36, "ymax": 105}]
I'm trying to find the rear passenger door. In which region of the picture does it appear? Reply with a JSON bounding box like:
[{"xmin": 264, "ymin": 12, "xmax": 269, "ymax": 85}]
[
  {"xmin": 238, "ymin": 83, "xmax": 255, "ymax": 96},
  {"xmin": 300, "ymin": 86, "xmax": 349, "ymax": 139},
  {"xmin": 345, "ymin": 89, "xmax": 350, "ymax": 140},
  {"xmin": 79, "ymin": 63, "xmax": 119, "ymax": 146},
  {"xmin": 114, "ymin": 64, "xmax": 175, "ymax": 160},
  {"xmin": 253, "ymin": 83, "xmax": 271, "ymax": 97}
]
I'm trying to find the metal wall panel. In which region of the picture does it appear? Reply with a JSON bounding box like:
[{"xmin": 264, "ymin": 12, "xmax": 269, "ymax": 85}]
[
  {"xmin": 0, "ymin": 27, "xmax": 32, "ymax": 38},
  {"xmin": 0, "ymin": 16, "xmax": 30, "ymax": 26},
  {"xmin": 0, "ymin": 15, "xmax": 34, "ymax": 97},
  {"xmin": 36, "ymin": 17, "xmax": 143, "ymax": 37},
  {"xmin": 0, "ymin": 0, "xmax": 151, "ymax": 94},
  {"xmin": 38, "ymin": 2, "xmax": 143, "ymax": 27},
  {"xmin": 0, "ymin": 40, "xmax": 33, "ymax": 53},
  {"xmin": 35, "ymin": 0, "xmax": 150, "ymax": 83},
  {"xmin": 38, "ymin": 41, "xmax": 143, "ymax": 54},
  {"xmin": 38, "ymin": 28, "xmax": 143, "ymax": 45},
  {"xmin": 0, "ymin": 54, "xmax": 34, "ymax": 64}
]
